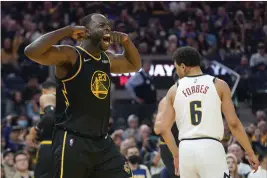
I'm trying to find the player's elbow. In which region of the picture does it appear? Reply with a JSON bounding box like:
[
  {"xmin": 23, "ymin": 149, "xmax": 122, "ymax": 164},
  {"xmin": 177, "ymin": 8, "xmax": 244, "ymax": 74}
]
[
  {"xmin": 161, "ymin": 123, "xmax": 171, "ymax": 133},
  {"xmin": 131, "ymin": 57, "xmax": 142, "ymax": 72},
  {"xmin": 154, "ymin": 125, "xmax": 161, "ymax": 135},
  {"xmin": 129, "ymin": 64, "xmax": 141, "ymax": 72},
  {"xmin": 24, "ymin": 45, "xmax": 38, "ymax": 61},
  {"xmin": 154, "ymin": 119, "xmax": 161, "ymax": 135},
  {"xmin": 134, "ymin": 62, "xmax": 141, "ymax": 72},
  {"xmin": 24, "ymin": 45, "xmax": 34, "ymax": 57},
  {"xmin": 227, "ymin": 118, "xmax": 241, "ymax": 130}
]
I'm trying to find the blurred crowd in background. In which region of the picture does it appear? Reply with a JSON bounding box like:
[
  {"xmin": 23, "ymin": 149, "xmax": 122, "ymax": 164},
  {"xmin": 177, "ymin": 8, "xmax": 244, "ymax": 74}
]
[{"xmin": 1, "ymin": 1, "xmax": 267, "ymax": 178}]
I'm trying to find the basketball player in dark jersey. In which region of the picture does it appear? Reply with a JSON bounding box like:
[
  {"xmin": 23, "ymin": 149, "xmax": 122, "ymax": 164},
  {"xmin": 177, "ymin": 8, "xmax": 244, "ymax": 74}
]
[
  {"xmin": 25, "ymin": 13, "xmax": 141, "ymax": 178},
  {"xmin": 28, "ymin": 81, "xmax": 56, "ymax": 178},
  {"xmin": 154, "ymin": 73, "xmax": 180, "ymax": 178}
]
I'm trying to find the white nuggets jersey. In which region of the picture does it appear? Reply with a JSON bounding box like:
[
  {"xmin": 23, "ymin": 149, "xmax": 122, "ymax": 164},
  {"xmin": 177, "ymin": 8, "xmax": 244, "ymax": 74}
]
[{"xmin": 173, "ymin": 74, "xmax": 224, "ymax": 141}]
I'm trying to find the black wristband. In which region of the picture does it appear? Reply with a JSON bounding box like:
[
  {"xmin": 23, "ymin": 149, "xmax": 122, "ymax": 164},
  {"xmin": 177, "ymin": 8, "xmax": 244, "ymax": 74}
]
[{"xmin": 43, "ymin": 105, "xmax": 55, "ymax": 113}]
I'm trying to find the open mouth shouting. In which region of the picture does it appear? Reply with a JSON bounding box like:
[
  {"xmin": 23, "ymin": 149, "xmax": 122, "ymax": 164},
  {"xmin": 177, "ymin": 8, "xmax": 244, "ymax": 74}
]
[{"xmin": 102, "ymin": 34, "xmax": 111, "ymax": 46}]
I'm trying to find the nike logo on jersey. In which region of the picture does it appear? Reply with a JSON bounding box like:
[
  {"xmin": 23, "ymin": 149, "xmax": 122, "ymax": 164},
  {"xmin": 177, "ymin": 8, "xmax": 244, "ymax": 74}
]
[
  {"xmin": 102, "ymin": 60, "xmax": 109, "ymax": 64},
  {"xmin": 84, "ymin": 58, "xmax": 92, "ymax": 62}
]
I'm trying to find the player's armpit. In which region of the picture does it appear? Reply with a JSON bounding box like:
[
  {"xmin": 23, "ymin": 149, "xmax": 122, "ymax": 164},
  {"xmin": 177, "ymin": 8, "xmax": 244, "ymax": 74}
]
[
  {"xmin": 105, "ymin": 49, "xmax": 141, "ymax": 74},
  {"xmin": 25, "ymin": 45, "xmax": 77, "ymax": 66}
]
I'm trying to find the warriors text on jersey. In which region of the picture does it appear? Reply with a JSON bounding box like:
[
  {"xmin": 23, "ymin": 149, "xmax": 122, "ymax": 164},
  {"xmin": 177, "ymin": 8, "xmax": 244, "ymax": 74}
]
[
  {"xmin": 173, "ymin": 74, "xmax": 223, "ymax": 141},
  {"xmin": 55, "ymin": 46, "xmax": 111, "ymax": 137}
]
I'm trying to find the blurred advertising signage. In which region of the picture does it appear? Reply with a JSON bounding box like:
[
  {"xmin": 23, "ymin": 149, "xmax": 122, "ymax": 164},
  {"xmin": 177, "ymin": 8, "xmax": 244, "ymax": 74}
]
[
  {"xmin": 111, "ymin": 60, "xmax": 174, "ymax": 89},
  {"xmin": 111, "ymin": 60, "xmax": 240, "ymax": 95}
]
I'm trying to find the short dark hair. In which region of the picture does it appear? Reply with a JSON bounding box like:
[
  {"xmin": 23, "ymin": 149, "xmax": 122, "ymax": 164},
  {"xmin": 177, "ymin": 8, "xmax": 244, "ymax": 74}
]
[
  {"xmin": 80, "ymin": 13, "xmax": 99, "ymax": 27},
  {"xmin": 14, "ymin": 151, "xmax": 28, "ymax": 162},
  {"xmin": 173, "ymin": 46, "xmax": 202, "ymax": 67},
  {"xmin": 42, "ymin": 80, "xmax": 56, "ymax": 89}
]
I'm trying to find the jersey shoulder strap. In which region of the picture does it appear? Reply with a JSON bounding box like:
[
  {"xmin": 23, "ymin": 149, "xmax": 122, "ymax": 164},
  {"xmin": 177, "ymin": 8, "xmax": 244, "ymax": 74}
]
[{"xmin": 56, "ymin": 47, "xmax": 82, "ymax": 82}]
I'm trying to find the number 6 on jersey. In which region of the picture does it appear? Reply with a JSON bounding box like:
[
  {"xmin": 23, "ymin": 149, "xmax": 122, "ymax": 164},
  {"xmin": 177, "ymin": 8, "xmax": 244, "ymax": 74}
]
[{"xmin": 190, "ymin": 101, "xmax": 202, "ymax": 125}]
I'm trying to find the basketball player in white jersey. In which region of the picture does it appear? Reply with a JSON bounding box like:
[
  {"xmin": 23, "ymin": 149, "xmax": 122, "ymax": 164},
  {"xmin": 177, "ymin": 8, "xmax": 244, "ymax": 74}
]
[{"xmin": 157, "ymin": 46, "xmax": 259, "ymax": 178}]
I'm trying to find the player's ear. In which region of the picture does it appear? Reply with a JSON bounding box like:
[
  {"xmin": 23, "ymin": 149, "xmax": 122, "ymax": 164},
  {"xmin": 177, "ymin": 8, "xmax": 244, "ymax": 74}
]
[
  {"xmin": 86, "ymin": 28, "xmax": 91, "ymax": 37},
  {"xmin": 181, "ymin": 63, "xmax": 186, "ymax": 69},
  {"xmin": 85, "ymin": 25, "xmax": 91, "ymax": 37}
]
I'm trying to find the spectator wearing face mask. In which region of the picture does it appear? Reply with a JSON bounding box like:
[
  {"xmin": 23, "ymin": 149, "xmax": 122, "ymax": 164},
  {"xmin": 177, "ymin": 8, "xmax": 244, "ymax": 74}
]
[
  {"xmin": 13, "ymin": 151, "xmax": 34, "ymax": 178},
  {"xmin": 16, "ymin": 115, "xmax": 30, "ymax": 129},
  {"xmin": 126, "ymin": 146, "xmax": 151, "ymax": 178},
  {"xmin": 2, "ymin": 149, "xmax": 16, "ymax": 178}
]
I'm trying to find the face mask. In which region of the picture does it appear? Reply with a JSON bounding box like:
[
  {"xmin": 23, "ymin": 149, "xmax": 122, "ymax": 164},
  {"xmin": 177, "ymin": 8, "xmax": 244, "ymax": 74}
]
[
  {"xmin": 17, "ymin": 120, "xmax": 28, "ymax": 128},
  {"xmin": 128, "ymin": 155, "xmax": 140, "ymax": 164}
]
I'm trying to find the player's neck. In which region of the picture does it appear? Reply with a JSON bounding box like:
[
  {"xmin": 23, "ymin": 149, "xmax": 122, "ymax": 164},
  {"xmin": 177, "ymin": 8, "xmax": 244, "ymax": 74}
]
[
  {"xmin": 186, "ymin": 67, "xmax": 203, "ymax": 77},
  {"xmin": 80, "ymin": 41, "xmax": 101, "ymax": 58}
]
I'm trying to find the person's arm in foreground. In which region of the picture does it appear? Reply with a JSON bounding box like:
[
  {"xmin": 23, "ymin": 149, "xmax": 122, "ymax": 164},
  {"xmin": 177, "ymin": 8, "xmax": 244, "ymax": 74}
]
[
  {"xmin": 158, "ymin": 84, "xmax": 179, "ymax": 175},
  {"xmin": 217, "ymin": 78, "xmax": 259, "ymax": 172},
  {"xmin": 154, "ymin": 97, "xmax": 167, "ymax": 135}
]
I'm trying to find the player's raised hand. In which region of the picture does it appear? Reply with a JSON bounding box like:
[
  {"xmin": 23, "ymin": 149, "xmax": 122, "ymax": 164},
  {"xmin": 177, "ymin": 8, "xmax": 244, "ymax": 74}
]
[
  {"xmin": 247, "ymin": 153, "xmax": 259, "ymax": 173},
  {"xmin": 111, "ymin": 31, "xmax": 129, "ymax": 45},
  {"xmin": 70, "ymin": 26, "xmax": 87, "ymax": 40}
]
